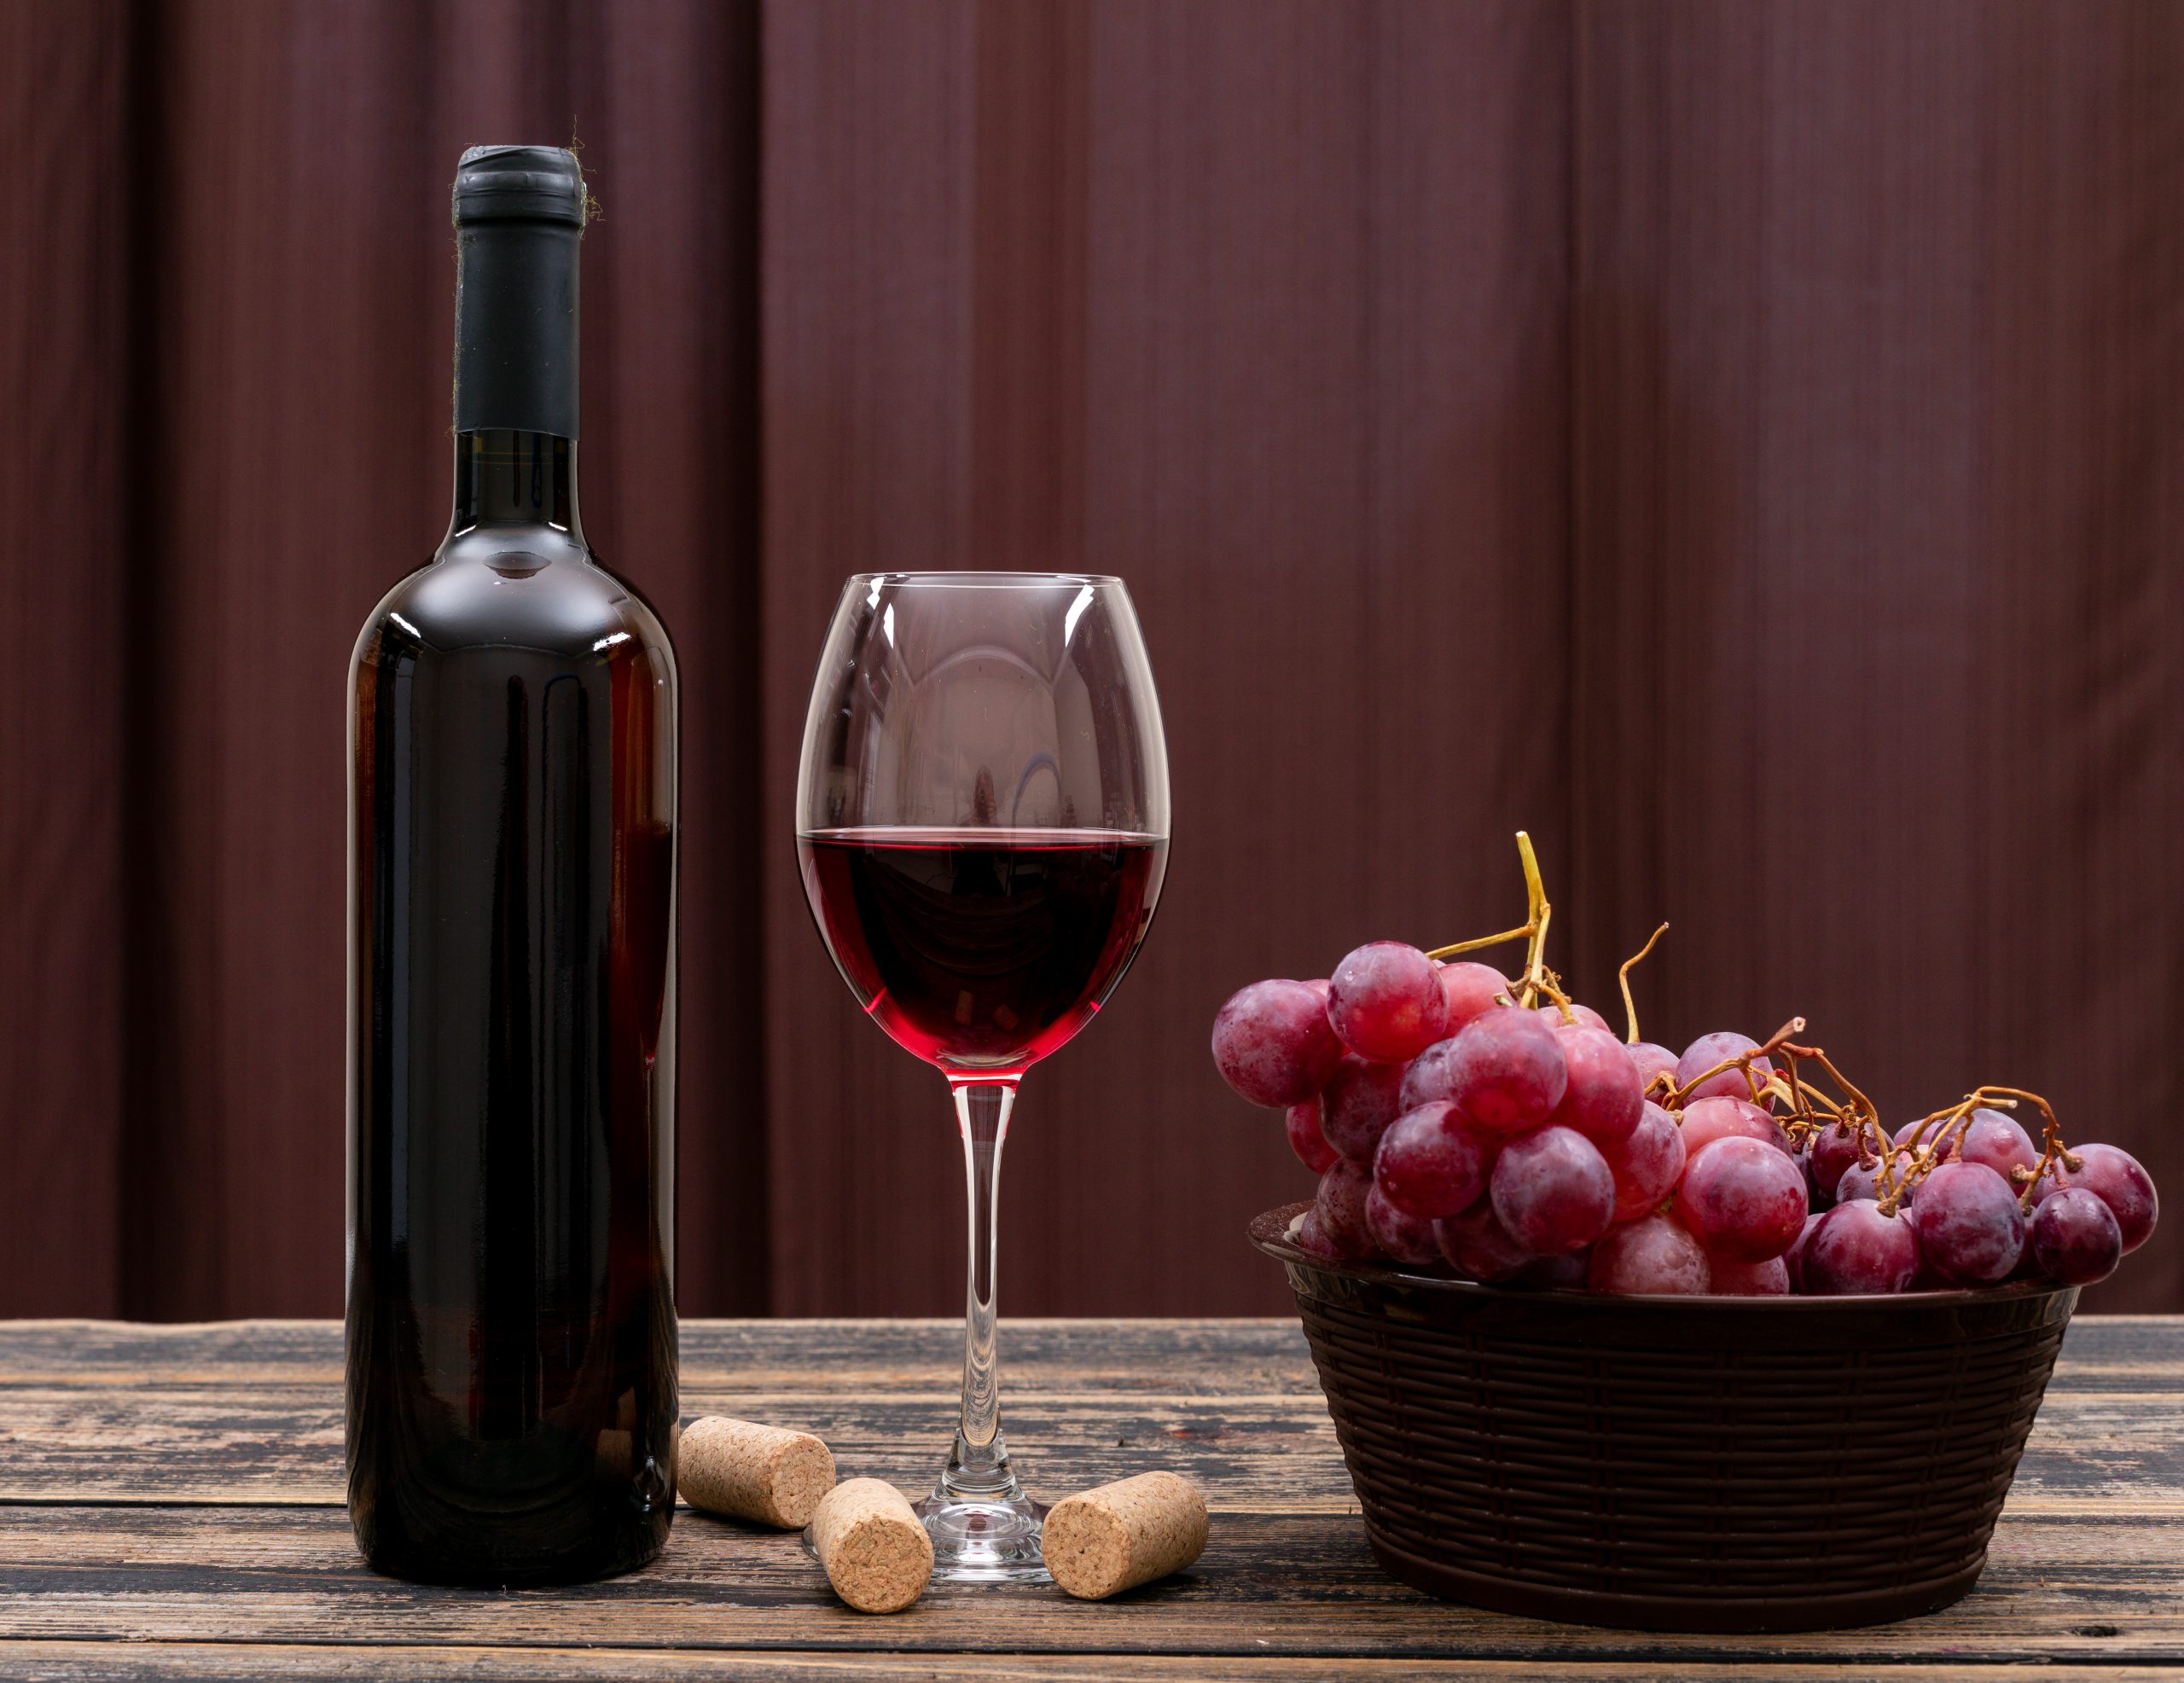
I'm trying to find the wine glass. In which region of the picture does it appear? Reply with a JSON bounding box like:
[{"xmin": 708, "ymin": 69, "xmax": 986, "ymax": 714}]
[{"xmin": 795, "ymin": 572, "xmax": 1170, "ymax": 1583}]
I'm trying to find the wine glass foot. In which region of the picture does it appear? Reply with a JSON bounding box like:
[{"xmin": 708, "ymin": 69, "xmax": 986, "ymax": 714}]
[{"xmin": 915, "ymin": 1493, "xmax": 1051, "ymax": 1584}]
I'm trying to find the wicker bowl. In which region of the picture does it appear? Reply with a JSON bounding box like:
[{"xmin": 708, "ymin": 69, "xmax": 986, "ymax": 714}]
[{"xmin": 1251, "ymin": 1203, "xmax": 2076, "ymax": 1632}]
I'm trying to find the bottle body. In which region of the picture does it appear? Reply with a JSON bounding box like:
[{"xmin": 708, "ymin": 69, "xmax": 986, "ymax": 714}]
[{"xmin": 346, "ymin": 514, "xmax": 678, "ymax": 1585}]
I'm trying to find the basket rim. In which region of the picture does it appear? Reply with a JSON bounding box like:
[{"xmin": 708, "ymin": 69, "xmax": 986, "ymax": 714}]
[{"xmin": 1249, "ymin": 1201, "xmax": 2072, "ymax": 1314}]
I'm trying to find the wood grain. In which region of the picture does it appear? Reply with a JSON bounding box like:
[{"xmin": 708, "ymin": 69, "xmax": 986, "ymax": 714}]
[
  {"xmin": 3, "ymin": 1504, "xmax": 2181, "ymax": 1663},
  {"xmin": 7, "ymin": 1652, "xmax": 2176, "ymax": 1683},
  {"xmin": 0, "ymin": 1317, "xmax": 2180, "ymax": 1676},
  {"xmin": 5, "ymin": 1317, "xmax": 2180, "ymax": 1518}
]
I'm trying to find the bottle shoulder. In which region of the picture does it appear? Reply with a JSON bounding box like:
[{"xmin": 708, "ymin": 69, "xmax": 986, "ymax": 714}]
[{"xmin": 354, "ymin": 533, "xmax": 677, "ymax": 677}]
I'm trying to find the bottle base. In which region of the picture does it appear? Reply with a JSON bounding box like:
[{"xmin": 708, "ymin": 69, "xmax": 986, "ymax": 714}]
[{"xmin": 352, "ymin": 1510, "xmax": 671, "ymax": 1589}]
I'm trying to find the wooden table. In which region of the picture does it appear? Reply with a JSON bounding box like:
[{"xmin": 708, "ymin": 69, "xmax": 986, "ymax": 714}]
[{"xmin": 1, "ymin": 1317, "xmax": 2178, "ymax": 1679}]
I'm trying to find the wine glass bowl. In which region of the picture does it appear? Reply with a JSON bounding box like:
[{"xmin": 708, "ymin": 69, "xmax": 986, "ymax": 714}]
[
  {"xmin": 796, "ymin": 572, "xmax": 1170, "ymax": 1581},
  {"xmin": 798, "ymin": 827, "xmax": 1165, "ymax": 1076}
]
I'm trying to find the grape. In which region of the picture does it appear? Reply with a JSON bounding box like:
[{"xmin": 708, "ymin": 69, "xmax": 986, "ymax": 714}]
[
  {"xmin": 1292, "ymin": 1209, "xmax": 1338, "ymax": 1257},
  {"xmin": 1539, "ymin": 1001, "xmax": 1612, "ymax": 1034},
  {"xmin": 1808, "ymin": 1120, "xmax": 1879, "ymax": 1199},
  {"xmin": 1285, "ymin": 1097, "xmax": 1338, "ymax": 1175},
  {"xmin": 1784, "ymin": 1210, "xmax": 1824, "ymax": 1291},
  {"xmin": 1955, "ymin": 1108, "xmax": 2040, "ymax": 1183},
  {"xmin": 1676, "ymin": 1030, "xmax": 1776, "ymax": 1103},
  {"xmin": 1397, "ymin": 1036, "xmax": 1461, "ymax": 1111},
  {"xmin": 1320, "ymin": 1055, "xmax": 1407, "ymax": 1163},
  {"xmin": 1679, "ymin": 1094, "xmax": 1792, "ymax": 1159},
  {"xmin": 1445, "ymin": 1007, "xmax": 1568, "ymax": 1133},
  {"xmin": 1834, "ymin": 1151, "xmax": 1914, "ymax": 1208},
  {"xmin": 1907, "ymin": 1255, "xmax": 1953, "ymax": 1291},
  {"xmin": 1605, "ymin": 1100, "xmax": 1686, "ymax": 1223},
  {"xmin": 1676, "ymin": 1136, "xmax": 1808, "ymax": 1262},
  {"xmin": 1545, "ymin": 1024, "xmax": 1644, "ymax": 1147},
  {"xmin": 1513, "ymin": 1250, "xmax": 1590, "ymax": 1290},
  {"xmin": 1794, "ymin": 1140, "xmax": 1828, "ymax": 1211},
  {"xmin": 2042, "ymin": 1143, "xmax": 2158, "ymax": 1253},
  {"xmin": 1373, "ymin": 1100, "xmax": 1495, "ymax": 1219},
  {"xmin": 1292, "ymin": 1207, "xmax": 1340, "ymax": 1259},
  {"xmin": 1894, "ymin": 1114, "xmax": 1965, "ymax": 1164},
  {"xmin": 1437, "ymin": 962, "xmax": 1511, "ymax": 1034},
  {"xmin": 1800, "ymin": 1198, "xmax": 1920, "ymax": 1295},
  {"xmin": 1588, "ymin": 1214, "xmax": 1711, "ymax": 1295},
  {"xmin": 1327, "ymin": 942, "xmax": 1449, "ymax": 1063},
  {"xmin": 1211, "ymin": 979, "xmax": 1344, "ymax": 1107},
  {"xmin": 1435, "ymin": 1200, "xmax": 1533, "ymax": 1283},
  {"xmin": 1710, "ymin": 1256, "xmax": 1791, "ymax": 1296},
  {"xmin": 1490, "ymin": 1125, "xmax": 1616, "ymax": 1255},
  {"xmin": 1366, "ymin": 1182, "xmax": 1443, "ymax": 1265},
  {"xmin": 1311, "ymin": 1160, "xmax": 1377, "ymax": 1259},
  {"xmin": 2030, "ymin": 1187, "xmax": 2123, "ymax": 1285},
  {"xmin": 1627, "ymin": 1041, "xmax": 1680, "ymax": 1094},
  {"xmin": 1305, "ymin": 978, "xmax": 1332, "ymax": 1000},
  {"xmin": 1909, "ymin": 1161, "xmax": 2025, "ymax": 1285}
]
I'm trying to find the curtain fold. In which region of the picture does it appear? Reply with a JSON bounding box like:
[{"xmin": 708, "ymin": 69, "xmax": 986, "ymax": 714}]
[{"xmin": 1, "ymin": 0, "xmax": 2175, "ymax": 1318}]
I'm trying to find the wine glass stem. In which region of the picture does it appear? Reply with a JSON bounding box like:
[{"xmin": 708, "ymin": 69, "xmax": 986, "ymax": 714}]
[{"xmin": 941, "ymin": 1078, "xmax": 1022, "ymax": 1501}]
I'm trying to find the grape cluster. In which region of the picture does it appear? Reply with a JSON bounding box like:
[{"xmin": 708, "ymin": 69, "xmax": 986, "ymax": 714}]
[{"xmin": 1211, "ymin": 838, "xmax": 2158, "ymax": 1297}]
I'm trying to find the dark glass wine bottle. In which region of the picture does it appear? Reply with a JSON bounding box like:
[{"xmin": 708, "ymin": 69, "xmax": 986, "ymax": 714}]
[{"xmin": 346, "ymin": 146, "xmax": 678, "ymax": 1586}]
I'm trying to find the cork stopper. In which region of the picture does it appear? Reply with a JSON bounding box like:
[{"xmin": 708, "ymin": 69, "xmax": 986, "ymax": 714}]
[
  {"xmin": 677, "ymin": 1416, "xmax": 837, "ymax": 1529},
  {"xmin": 1042, "ymin": 1471, "xmax": 1209, "ymax": 1600},
  {"xmin": 809, "ymin": 1478, "xmax": 933, "ymax": 1613}
]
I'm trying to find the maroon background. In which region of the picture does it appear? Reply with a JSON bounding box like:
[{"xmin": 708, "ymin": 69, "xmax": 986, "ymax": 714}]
[{"xmin": 2, "ymin": 1, "xmax": 2177, "ymax": 1320}]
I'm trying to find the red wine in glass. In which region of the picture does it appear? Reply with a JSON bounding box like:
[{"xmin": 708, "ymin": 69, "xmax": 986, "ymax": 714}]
[
  {"xmin": 799, "ymin": 827, "xmax": 1166, "ymax": 1076},
  {"xmin": 795, "ymin": 571, "xmax": 1170, "ymax": 1584}
]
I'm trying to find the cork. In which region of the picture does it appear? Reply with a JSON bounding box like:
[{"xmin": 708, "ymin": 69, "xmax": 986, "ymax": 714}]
[
  {"xmin": 677, "ymin": 1416, "xmax": 836, "ymax": 1529},
  {"xmin": 809, "ymin": 1478, "xmax": 933, "ymax": 1613},
  {"xmin": 1042, "ymin": 1471, "xmax": 1208, "ymax": 1599}
]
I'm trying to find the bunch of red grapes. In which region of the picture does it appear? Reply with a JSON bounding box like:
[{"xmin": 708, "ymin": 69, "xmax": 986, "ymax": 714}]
[{"xmin": 1211, "ymin": 846, "xmax": 2157, "ymax": 1297}]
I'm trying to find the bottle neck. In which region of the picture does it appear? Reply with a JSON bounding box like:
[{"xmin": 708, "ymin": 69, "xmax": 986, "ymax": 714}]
[
  {"xmin": 448, "ymin": 212, "xmax": 582, "ymax": 541},
  {"xmin": 449, "ymin": 430, "xmax": 582, "ymax": 537}
]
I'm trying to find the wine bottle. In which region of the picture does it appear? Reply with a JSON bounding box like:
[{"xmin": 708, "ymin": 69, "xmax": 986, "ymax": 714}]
[{"xmin": 345, "ymin": 146, "xmax": 679, "ymax": 1586}]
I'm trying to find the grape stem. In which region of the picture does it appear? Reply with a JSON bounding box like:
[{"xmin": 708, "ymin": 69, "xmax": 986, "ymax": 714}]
[
  {"xmin": 1873, "ymin": 1086, "xmax": 2077, "ymax": 1215},
  {"xmin": 1778, "ymin": 1039, "xmax": 1876, "ymax": 1123},
  {"xmin": 1513, "ymin": 834, "xmax": 1554, "ymax": 1006},
  {"xmin": 1664, "ymin": 1017, "xmax": 1806, "ymax": 1111},
  {"xmin": 1741, "ymin": 1033, "xmax": 1895, "ymax": 1203},
  {"xmin": 1618, "ymin": 923, "xmax": 1670, "ymax": 1046},
  {"xmin": 1416, "ymin": 833, "xmax": 2084, "ymax": 1223},
  {"xmin": 1774, "ymin": 1036, "xmax": 1886, "ymax": 1184},
  {"xmin": 1427, "ymin": 923, "xmax": 1533, "ymax": 961},
  {"xmin": 1976, "ymin": 1086, "xmax": 2077, "ymax": 1213},
  {"xmin": 1426, "ymin": 833, "xmax": 1554, "ymax": 1005},
  {"xmin": 1418, "ymin": 836, "xmax": 2086, "ymax": 1222}
]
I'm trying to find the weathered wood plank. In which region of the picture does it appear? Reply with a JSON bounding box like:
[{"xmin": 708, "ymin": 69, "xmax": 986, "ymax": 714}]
[
  {"xmin": 4, "ymin": 1315, "xmax": 2173, "ymax": 1390},
  {"xmin": 3, "ymin": 1319, "xmax": 2179, "ymax": 1669},
  {"xmin": 0, "ymin": 1506, "xmax": 2176, "ymax": 1663},
  {"xmin": 3, "ymin": 1383, "xmax": 2179, "ymax": 1516},
  {"xmin": 0, "ymin": 1388, "xmax": 1345, "ymax": 1510},
  {"xmin": 3, "ymin": 1319, "xmax": 2180, "ymax": 1512},
  {"xmin": 1, "ymin": 1392, "xmax": 2175, "ymax": 1513},
  {"xmin": 0, "ymin": 1319, "xmax": 1321, "ymax": 1390},
  {"xmin": 0, "ymin": 1645, "xmax": 2175, "ymax": 1683}
]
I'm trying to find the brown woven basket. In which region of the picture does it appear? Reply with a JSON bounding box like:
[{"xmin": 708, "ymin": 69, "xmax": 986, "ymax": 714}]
[{"xmin": 1251, "ymin": 1203, "xmax": 2077, "ymax": 1632}]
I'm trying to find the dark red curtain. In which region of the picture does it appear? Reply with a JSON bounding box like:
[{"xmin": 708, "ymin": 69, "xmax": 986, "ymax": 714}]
[{"xmin": 3, "ymin": 0, "xmax": 2177, "ymax": 1320}]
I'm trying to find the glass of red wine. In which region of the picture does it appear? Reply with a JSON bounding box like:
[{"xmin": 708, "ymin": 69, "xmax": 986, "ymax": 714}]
[{"xmin": 796, "ymin": 572, "xmax": 1170, "ymax": 1583}]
